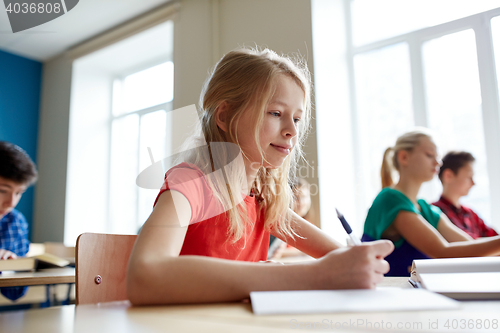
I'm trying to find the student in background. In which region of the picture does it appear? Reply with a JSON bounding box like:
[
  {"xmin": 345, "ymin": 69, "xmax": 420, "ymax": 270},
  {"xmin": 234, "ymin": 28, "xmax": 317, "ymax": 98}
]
[
  {"xmin": 433, "ymin": 151, "xmax": 498, "ymax": 239},
  {"xmin": 362, "ymin": 129, "xmax": 500, "ymax": 276},
  {"xmin": 269, "ymin": 177, "xmax": 312, "ymax": 260},
  {"xmin": 127, "ymin": 48, "xmax": 393, "ymax": 305},
  {"xmin": 0, "ymin": 141, "xmax": 38, "ymax": 300}
]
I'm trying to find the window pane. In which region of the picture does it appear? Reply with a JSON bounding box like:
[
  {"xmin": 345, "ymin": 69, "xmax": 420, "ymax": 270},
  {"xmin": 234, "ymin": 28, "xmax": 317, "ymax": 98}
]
[
  {"xmin": 352, "ymin": 0, "xmax": 500, "ymax": 46},
  {"xmin": 493, "ymin": 16, "xmax": 500, "ymax": 103},
  {"xmin": 423, "ymin": 29, "xmax": 491, "ymax": 222},
  {"xmin": 113, "ymin": 62, "xmax": 174, "ymax": 116},
  {"xmin": 137, "ymin": 110, "xmax": 169, "ymax": 229},
  {"xmin": 354, "ymin": 43, "xmax": 414, "ymax": 212},
  {"xmin": 109, "ymin": 114, "xmax": 139, "ymax": 234}
]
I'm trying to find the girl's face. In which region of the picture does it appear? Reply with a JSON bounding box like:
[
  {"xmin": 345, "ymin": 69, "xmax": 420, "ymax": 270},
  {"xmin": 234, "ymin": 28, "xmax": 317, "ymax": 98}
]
[
  {"xmin": 237, "ymin": 75, "xmax": 304, "ymax": 170},
  {"xmin": 405, "ymin": 137, "xmax": 440, "ymax": 182}
]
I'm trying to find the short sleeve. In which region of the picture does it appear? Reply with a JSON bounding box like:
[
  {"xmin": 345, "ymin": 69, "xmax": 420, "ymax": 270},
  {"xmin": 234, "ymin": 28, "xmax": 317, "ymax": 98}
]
[
  {"xmin": 363, "ymin": 188, "xmax": 418, "ymax": 240},
  {"xmin": 418, "ymin": 200, "xmax": 441, "ymax": 228},
  {"xmin": 154, "ymin": 163, "xmax": 224, "ymax": 226}
]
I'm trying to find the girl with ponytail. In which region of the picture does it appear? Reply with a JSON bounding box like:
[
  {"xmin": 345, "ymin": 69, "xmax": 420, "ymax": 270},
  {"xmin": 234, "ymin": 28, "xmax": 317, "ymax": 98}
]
[{"xmin": 363, "ymin": 129, "xmax": 500, "ymax": 276}]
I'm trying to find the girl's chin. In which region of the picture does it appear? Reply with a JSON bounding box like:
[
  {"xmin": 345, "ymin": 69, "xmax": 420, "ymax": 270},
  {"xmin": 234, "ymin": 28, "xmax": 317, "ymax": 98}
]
[
  {"xmin": 263, "ymin": 163, "xmax": 280, "ymax": 169},
  {"xmin": 424, "ymin": 175, "xmax": 436, "ymax": 182}
]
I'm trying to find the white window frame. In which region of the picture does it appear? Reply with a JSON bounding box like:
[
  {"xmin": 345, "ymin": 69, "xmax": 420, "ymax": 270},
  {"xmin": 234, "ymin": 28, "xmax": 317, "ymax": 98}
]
[
  {"xmin": 65, "ymin": 21, "xmax": 174, "ymax": 245},
  {"xmin": 348, "ymin": 7, "xmax": 500, "ymax": 228},
  {"xmin": 313, "ymin": 2, "xmax": 500, "ymax": 240},
  {"xmin": 108, "ymin": 63, "xmax": 173, "ymax": 232}
]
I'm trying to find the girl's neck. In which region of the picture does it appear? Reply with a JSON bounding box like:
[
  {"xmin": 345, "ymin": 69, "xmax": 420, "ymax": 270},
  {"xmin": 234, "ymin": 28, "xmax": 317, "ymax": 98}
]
[
  {"xmin": 393, "ymin": 178, "xmax": 422, "ymax": 204},
  {"xmin": 244, "ymin": 160, "xmax": 259, "ymax": 196}
]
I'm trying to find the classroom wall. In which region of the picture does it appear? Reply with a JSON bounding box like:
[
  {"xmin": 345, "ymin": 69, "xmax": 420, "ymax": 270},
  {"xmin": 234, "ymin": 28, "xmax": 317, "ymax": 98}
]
[
  {"xmin": 0, "ymin": 49, "xmax": 42, "ymax": 240},
  {"xmin": 217, "ymin": 0, "xmax": 319, "ymax": 226},
  {"xmin": 33, "ymin": 0, "xmax": 320, "ymax": 242},
  {"xmin": 32, "ymin": 54, "xmax": 72, "ymax": 242}
]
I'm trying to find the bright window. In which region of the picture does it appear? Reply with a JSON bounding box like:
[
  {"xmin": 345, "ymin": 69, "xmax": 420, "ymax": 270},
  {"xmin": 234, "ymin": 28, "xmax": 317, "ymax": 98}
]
[
  {"xmin": 314, "ymin": 3, "xmax": 500, "ymax": 235},
  {"xmin": 108, "ymin": 64, "xmax": 173, "ymax": 234},
  {"xmin": 422, "ymin": 30, "xmax": 490, "ymax": 221},
  {"xmin": 351, "ymin": 0, "xmax": 500, "ymax": 46},
  {"xmin": 65, "ymin": 21, "xmax": 174, "ymax": 245},
  {"xmin": 493, "ymin": 16, "xmax": 500, "ymax": 102},
  {"xmin": 354, "ymin": 42, "xmax": 414, "ymax": 209}
]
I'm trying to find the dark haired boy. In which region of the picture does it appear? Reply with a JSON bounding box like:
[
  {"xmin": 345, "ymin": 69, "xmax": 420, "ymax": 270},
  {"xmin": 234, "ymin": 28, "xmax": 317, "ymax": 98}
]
[
  {"xmin": 0, "ymin": 141, "xmax": 38, "ymax": 301},
  {"xmin": 432, "ymin": 151, "xmax": 497, "ymax": 239}
]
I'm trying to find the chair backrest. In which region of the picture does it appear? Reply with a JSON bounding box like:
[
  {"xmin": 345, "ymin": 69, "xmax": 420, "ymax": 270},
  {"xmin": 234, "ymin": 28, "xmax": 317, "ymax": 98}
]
[{"xmin": 75, "ymin": 233, "xmax": 137, "ymax": 305}]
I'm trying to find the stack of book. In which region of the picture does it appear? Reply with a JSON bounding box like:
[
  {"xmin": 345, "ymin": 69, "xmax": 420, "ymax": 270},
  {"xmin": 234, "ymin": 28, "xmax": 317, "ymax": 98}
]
[
  {"xmin": 409, "ymin": 257, "xmax": 500, "ymax": 300},
  {"xmin": 0, "ymin": 253, "xmax": 71, "ymax": 272}
]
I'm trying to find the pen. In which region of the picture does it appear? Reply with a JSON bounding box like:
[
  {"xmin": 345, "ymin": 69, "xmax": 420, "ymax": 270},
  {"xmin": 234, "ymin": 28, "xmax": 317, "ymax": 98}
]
[{"xmin": 336, "ymin": 208, "xmax": 362, "ymax": 245}]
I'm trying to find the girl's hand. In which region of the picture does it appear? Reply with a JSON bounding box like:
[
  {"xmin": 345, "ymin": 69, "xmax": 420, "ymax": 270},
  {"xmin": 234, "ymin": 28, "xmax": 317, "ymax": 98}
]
[
  {"xmin": 314, "ymin": 240, "xmax": 394, "ymax": 289},
  {"xmin": 0, "ymin": 249, "xmax": 17, "ymax": 260}
]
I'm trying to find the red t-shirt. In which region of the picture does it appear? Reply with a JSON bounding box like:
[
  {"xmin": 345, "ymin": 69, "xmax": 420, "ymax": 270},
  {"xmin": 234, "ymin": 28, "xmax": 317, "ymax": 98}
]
[{"xmin": 154, "ymin": 162, "xmax": 270, "ymax": 261}]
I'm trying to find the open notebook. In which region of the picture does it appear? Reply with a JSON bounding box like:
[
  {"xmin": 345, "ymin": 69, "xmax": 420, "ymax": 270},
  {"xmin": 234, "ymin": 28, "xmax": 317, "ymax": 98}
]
[
  {"xmin": 409, "ymin": 257, "xmax": 500, "ymax": 300},
  {"xmin": 250, "ymin": 288, "xmax": 459, "ymax": 315}
]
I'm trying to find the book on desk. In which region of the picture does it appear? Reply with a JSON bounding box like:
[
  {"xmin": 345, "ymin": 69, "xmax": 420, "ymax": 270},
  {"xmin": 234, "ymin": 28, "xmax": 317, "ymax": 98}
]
[
  {"xmin": 0, "ymin": 253, "xmax": 71, "ymax": 272},
  {"xmin": 409, "ymin": 256, "xmax": 500, "ymax": 300}
]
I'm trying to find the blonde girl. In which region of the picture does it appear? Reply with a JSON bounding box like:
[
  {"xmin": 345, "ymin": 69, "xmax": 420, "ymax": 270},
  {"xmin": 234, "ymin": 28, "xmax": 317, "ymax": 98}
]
[
  {"xmin": 362, "ymin": 129, "xmax": 500, "ymax": 276},
  {"xmin": 127, "ymin": 48, "xmax": 393, "ymax": 305}
]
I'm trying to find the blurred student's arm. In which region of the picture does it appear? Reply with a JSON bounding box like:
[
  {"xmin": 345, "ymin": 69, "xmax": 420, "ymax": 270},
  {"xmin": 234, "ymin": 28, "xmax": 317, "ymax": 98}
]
[
  {"xmin": 272, "ymin": 209, "xmax": 344, "ymax": 259},
  {"xmin": 393, "ymin": 211, "xmax": 500, "ymax": 258},
  {"xmin": 437, "ymin": 214, "xmax": 473, "ymax": 242}
]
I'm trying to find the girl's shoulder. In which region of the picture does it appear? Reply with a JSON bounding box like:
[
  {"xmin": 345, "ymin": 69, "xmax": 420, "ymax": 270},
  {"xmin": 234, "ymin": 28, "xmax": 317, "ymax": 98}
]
[
  {"xmin": 417, "ymin": 199, "xmax": 442, "ymax": 226},
  {"xmin": 159, "ymin": 162, "xmax": 212, "ymax": 203},
  {"xmin": 165, "ymin": 162, "xmax": 207, "ymax": 184},
  {"xmin": 373, "ymin": 187, "xmax": 411, "ymax": 206}
]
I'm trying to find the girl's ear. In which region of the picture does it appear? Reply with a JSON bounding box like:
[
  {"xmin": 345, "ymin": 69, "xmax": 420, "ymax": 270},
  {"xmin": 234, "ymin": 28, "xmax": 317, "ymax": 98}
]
[
  {"xmin": 397, "ymin": 150, "xmax": 409, "ymax": 167},
  {"xmin": 215, "ymin": 102, "xmax": 229, "ymax": 133}
]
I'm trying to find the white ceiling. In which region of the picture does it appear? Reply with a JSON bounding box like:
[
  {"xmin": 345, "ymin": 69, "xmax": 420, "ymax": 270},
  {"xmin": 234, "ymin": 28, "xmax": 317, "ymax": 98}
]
[{"xmin": 0, "ymin": 0, "xmax": 172, "ymax": 61}]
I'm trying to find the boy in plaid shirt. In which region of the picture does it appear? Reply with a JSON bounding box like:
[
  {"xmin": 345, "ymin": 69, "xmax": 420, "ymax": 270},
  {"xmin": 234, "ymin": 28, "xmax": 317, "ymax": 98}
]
[
  {"xmin": 433, "ymin": 151, "xmax": 497, "ymax": 239},
  {"xmin": 0, "ymin": 141, "xmax": 37, "ymax": 300}
]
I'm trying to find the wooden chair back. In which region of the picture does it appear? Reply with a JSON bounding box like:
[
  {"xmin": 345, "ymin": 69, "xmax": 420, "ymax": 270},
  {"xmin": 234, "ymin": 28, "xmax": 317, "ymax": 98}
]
[{"xmin": 75, "ymin": 233, "xmax": 137, "ymax": 305}]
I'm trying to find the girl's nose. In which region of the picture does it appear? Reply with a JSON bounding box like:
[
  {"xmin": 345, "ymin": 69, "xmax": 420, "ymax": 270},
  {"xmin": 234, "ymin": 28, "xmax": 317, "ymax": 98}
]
[{"xmin": 283, "ymin": 118, "xmax": 298, "ymax": 137}]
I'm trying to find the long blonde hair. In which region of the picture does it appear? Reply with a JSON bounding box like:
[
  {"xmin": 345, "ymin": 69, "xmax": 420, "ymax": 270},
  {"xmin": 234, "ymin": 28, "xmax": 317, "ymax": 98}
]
[
  {"xmin": 381, "ymin": 129, "xmax": 432, "ymax": 188},
  {"xmin": 182, "ymin": 48, "xmax": 312, "ymax": 242}
]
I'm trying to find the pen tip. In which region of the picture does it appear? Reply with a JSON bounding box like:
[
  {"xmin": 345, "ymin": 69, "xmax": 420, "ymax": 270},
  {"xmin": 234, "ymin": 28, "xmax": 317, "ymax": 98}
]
[{"xmin": 335, "ymin": 208, "xmax": 342, "ymax": 218}]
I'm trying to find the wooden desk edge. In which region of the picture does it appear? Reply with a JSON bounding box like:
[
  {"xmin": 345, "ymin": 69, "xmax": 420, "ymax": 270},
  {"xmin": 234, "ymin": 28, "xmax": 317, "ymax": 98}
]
[
  {"xmin": 0, "ymin": 268, "xmax": 75, "ymax": 287},
  {"xmin": 0, "ymin": 275, "xmax": 75, "ymax": 287}
]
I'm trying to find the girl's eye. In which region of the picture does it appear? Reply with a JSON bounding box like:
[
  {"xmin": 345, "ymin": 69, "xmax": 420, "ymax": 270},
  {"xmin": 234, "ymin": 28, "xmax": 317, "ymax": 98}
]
[
  {"xmin": 270, "ymin": 112, "xmax": 280, "ymax": 117},
  {"xmin": 294, "ymin": 118, "xmax": 301, "ymax": 124}
]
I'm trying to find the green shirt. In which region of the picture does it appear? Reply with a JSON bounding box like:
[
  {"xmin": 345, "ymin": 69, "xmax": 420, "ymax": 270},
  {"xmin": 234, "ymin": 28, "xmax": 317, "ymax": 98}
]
[{"xmin": 363, "ymin": 188, "xmax": 442, "ymax": 248}]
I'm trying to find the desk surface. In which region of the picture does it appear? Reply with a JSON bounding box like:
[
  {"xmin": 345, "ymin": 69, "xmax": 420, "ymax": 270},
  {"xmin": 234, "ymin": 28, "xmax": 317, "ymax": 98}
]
[
  {"xmin": 0, "ymin": 267, "xmax": 75, "ymax": 287},
  {"xmin": 2, "ymin": 277, "xmax": 500, "ymax": 333}
]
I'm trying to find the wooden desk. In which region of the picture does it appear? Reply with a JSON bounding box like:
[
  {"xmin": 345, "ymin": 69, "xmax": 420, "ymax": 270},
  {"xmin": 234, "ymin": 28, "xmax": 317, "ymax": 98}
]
[
  {"xmin": 0, "ymin": 268, "xmax": 75, "ymax": 287},
  {"xmin": 2, "ymin": 277, "xmax": 500, "ymax": 333}
]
